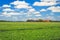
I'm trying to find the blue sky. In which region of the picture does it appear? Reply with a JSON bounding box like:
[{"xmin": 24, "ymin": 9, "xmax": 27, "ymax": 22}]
[{"xmin": 0, "ymin": 0, "xmax": 60, "ymax": 21}]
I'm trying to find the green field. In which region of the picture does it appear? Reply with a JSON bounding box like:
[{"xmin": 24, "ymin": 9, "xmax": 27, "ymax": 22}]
[{"xmin": 0, "ymin": 22, "xmax": 60, "ymax": 40}]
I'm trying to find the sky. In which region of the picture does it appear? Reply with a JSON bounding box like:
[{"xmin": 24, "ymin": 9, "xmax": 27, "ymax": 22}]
[{"xmin": 0, "ymin": 0, "xmax": 60, "ymax": 21}]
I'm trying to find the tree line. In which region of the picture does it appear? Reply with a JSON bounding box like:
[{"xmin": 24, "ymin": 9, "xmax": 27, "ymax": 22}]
[
  {"xmin": 0, "ymin": 19, "xmax": 60, "ymax": 22},
  {"xmin": 26, "ymin": 19, "xmax": 60, "ymax": 22}
]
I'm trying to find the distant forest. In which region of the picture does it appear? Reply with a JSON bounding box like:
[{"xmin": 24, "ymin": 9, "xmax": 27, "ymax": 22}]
[
  {"xmin": 0, "ymin": 19, "xmax": 60, "ymax": 22},
  {"xmin": 26, "ymin": 19, "xmax": 60, "ymax": 22}
]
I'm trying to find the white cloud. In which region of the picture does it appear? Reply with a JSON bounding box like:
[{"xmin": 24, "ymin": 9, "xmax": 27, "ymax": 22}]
[
  {"xmin": 27, "ymin": 11, "xmax": 41, "ymax": 17},
  {"xmin": 11, "ymin": 1, "xmax": 28, "ymax": 5},
  {"xmin": 2, "ymin": 7, "xmax": 21, "ymax": 17},
  {"xmin": 33, "ymin": 0, "xmax": 58, "ymax": 6},
  {"xmin": 41, "ymin": 0, "xmax": 58, "ymax": 2},
  {"xmin": 33, "ymin": 2, "xmax": 56, "ymax": 6},
  {"xmin": 3, "ymin": 8, "xmax": 14, "ymax": 11},
  {"xmin": 2, "ymin": 11, "xmax": 21, "ymax": 17},
  {"xmin": 2, "ymin": 5, "xmax": 11, "ymax": 7},
  {"xmin": 34, "ymin": 12, "xmax": 40, "ymax": 14},
  {"xmin": 27, "ymin": 8, "xmax": 41, "ymax": 17},
  {"xmin": 40, "ymin": 9, "xmax": 47, "ymax": 12},
  {"xmin": 34, "ymin": 12, "xmax": 41, "ymax": 16},
  {"xmin": 47, "ymin": 6, "xmax": 60, "ymax": 12},
  {"xmin": 11, "ymin": 1, "xmax": 31, "ymax": 9},
  {"xmin": 29, "ymin": 8, "xmax": 36, "ymax": 12}
]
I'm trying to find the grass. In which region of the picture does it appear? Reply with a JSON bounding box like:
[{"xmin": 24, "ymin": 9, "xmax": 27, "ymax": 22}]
[{"xmin": 0, "ymin": 22, "xmax": 60, "ymax": 40}]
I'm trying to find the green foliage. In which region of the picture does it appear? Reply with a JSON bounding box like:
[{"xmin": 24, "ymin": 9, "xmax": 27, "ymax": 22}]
[{"xmin": 0, "ymin": 22, "xmax": 60, "ymax": 40}]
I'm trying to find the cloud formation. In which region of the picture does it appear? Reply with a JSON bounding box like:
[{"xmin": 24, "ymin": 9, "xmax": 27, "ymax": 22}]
[
  {"xmin": 47, "ymin": 6, "xmax": 60, "ymax": 12},
  {"xmin": 0, "ymin": 0, "xmax": 60, "ymax": 21},
  {"xmin": 11, "ymin": 1, "xmax": 31, "ymax": 9},
  {"xmin": 33, "ymin": 0, "xmax": 59, "ymax": 6},
  {"xmin": 33, "ymin": 2, "xmax": 56, "ymax": 6},
  {"xmin": 41, "ymin": 0, "xmax": 58, "ymax": 2},
  {"xmin": 40, "ymin": 9, "xmax": 47, "ymax": 12},
  {"xmin": 1, "ymin": 0, "xmax": 41, "ymax": 20},
  {"xmin": 2, "ymin": 5, "xmax": 11, "ymax": 7}
]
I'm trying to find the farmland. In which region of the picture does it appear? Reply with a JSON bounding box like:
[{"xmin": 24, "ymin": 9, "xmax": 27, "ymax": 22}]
[{"xmin": 0, "ymin": 22, "xmax": 60, "ymax": 40}]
